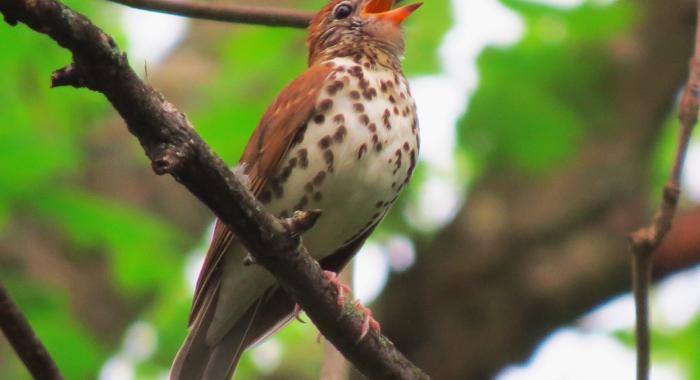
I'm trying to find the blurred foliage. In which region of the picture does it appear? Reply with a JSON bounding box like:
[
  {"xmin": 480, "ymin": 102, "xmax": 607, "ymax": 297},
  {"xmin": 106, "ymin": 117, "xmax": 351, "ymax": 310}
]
[
  {"xmin": 459, "ymin": 0, "xmax": 635, "ymax": 175},
  {"xmin": 2, "ymin": 0, "xmax": 700, "ymax": 379}
]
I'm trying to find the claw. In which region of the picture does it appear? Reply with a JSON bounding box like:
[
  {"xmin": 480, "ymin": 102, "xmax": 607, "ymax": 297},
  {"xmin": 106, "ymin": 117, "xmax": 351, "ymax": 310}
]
[
  {"xmin": 354, "ymin": 300, "xmax": 381, "ymax": 342},
  {"xmin": 293, "ymin": 304, "xmax": 306, "ymax": 323},
  {"xmin": 323, "ymin": 270, "xmax": 352, "ymax": 307}
]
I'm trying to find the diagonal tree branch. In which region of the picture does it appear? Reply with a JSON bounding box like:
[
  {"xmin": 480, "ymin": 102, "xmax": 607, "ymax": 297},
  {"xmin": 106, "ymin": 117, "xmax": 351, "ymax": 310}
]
[
  {"xmin": 107, "ymin": 0, "xmax": 312, "ymax": 28},
  {"xmin": 628, "ymin": 1, "xmax": 700, "ymax": 379},
  {"xmin": 0, "ymin": 283, "xmax": 63, "ymax": 380},
  {"xmin": 0, "ymin": 0, "xmax": 428, "ymax": 378}
]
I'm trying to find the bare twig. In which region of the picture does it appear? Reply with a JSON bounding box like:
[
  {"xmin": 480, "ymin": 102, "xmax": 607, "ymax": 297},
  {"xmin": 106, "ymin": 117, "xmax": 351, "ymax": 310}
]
[
  {"xmin": 0, "ymin": 283, "xmax": 63, "ymax": 380},
  {"xmin": 107, "ymin": 0, "xmax": 312, "ymax": 28},
  {"xmin": 0, "ymin": 0, "xmax": 428, "ymax": 378},
  {"xmin": 628, "ymin": 2, "xmax": 700, "ymax": 379}
]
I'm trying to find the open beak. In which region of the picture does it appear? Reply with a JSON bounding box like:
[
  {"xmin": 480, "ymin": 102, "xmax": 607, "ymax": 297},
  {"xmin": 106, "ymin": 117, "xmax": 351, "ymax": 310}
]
[{"xmin": 362, "ymin": 0, "xmax": 422, "ymax": 26}]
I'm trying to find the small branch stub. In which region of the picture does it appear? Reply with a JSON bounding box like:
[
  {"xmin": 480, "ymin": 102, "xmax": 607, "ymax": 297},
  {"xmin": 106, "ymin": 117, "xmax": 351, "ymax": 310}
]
[
  {"xmin": 51, "ymin": 64, "xmax": 84, "ymax": 88},
  {"xmin": 152, "ymin": 144, "xmax": 187, "ymax": 175},
  {"xmin": 282, "ymin": 209, "xmax": 323, "ymax": 238}
]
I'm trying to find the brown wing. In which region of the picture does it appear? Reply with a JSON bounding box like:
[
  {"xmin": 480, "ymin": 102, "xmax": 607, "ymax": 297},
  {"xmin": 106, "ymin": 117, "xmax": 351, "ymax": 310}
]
[{"xmin": 189, "ymin": 63, "xmax": 335, "ymax": 324}]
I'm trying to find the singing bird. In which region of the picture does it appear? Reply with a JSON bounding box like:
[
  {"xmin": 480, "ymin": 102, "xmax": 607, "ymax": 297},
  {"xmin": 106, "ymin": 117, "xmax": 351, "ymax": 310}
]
[{"xmin": 171, "ymin": 0, "xmax": 420, "ymax": 378}]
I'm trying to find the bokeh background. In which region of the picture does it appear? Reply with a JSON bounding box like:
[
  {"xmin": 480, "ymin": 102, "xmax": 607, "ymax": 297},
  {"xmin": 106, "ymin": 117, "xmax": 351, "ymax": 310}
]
[{"xmin": 2, "ymin": 0, "xmax": 700, "ymax": 378}]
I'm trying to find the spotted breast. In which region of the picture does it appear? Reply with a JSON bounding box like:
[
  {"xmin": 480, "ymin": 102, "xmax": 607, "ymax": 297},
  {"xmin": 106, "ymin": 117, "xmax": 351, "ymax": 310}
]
[{"xmin": 263, "ymin": 56, "xmax": 419, "ymax": 257}]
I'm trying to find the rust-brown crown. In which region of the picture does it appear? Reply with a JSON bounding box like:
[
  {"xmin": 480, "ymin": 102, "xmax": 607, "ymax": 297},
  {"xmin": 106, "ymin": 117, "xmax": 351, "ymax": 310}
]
[{"xmin": 306, "ymin": 0, "xmax": 422, "ymax": 66}]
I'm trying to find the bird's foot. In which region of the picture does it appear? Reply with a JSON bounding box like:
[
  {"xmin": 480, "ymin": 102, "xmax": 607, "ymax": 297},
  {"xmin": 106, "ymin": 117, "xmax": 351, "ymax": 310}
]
[
  {"xmin": 354, "ymin": 300, "xmax": 381, "ymax": 342},
  {"xmin": 323, "ymin": 270, "xmax": 352, "ymax": 307},
  {"xmin": 321, "ymin": 270, "xmax": 380, "ymax": 342}
]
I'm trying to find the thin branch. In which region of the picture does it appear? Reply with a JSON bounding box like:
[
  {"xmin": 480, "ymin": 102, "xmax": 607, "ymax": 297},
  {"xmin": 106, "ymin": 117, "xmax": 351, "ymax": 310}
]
[
  {"xmin": 107, "ymin": 0, "xmax": 312, "ymax": 28},
  {"xmin": 0, "ymin": 0, "xmax": 429, "ymax": 378},
  {"xmin": 0, "ymin": 283, "xmax": 63, "ymax": 380},
  {"xmin": 627, "ymin": 1, "xmax": 700, "ymax": 379}
]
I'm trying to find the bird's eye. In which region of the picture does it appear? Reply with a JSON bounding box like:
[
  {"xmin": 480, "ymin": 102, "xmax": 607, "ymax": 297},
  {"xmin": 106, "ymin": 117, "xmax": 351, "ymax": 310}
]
[{"xmin": 333, "ymin": 3, "xmax": 353, "ymax": 19}]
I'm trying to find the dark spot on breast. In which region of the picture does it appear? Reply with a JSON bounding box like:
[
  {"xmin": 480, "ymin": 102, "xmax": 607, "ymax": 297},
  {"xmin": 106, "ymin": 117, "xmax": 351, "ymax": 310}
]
[
  {"xmin": 318, "ymin": 135, "xmax": 332, "ymax": 149},
  {"xmin": 350, "ymin": 90, "xmax": 360, "ymax": 100},
  {"xmin": 318, "ymin": 98, "xmax": 333, "ymax": 112},
  {"xmin": 278, "ymin": 165, "xmax": 293, "ymax": 182},
  {"xmin": 324, "ymin": 150, "xmax": 334, "ymax": 171},
  {"xmin": 363, "ymin": 62, "xmax": 371, "ymax": 69},
  {"xmin": 304, "ymin": 182, "xmax": 313, "ymax": 193},
  {"xmin": 375, "ymin": 142, "xmax": 383, "ymax": 152},
  {"xmin": 333, "ymin": 125, "xmax": 347, "ymax": 143},
  {"xmin": 359, "ymin": 79, "xmax": 370, "ymax": 90},
  {"xmin": 326, "ymin": 80, "xmax": 344, "ymax": 96},
  {"xmin": 313, "ymin": 114, "xmax": 325, "ymax": 124},
  {"xmin": 389, "ymin": 95, "xmax": 396, "ymax": 103},
  {"xmin": 403, "ymin": 142, "xmax": 410, "ymax": 151},
  {"xmin": 357, "ymin": 144, "xmax": 368, "ymax": 159},
  {"xmin": 313, "ymin": 192, "xmax": 322, "ymax": 202},
  {"xmin": 380, "ymin": 81, "xmax": 388, "ymax": 93},
  {"xmin": 333, "ymin": 113, "xmax": 345, "ymax": 123},
  {"xmin": 393, "ymin": 149, "xmax": 402, "ymax": 174},
  {"xmin": 359, "ymin": 114, "xmax": 370, "ymax": 125},
  {"xmin": 368, "ymin": 122, "xmax": 377, "ymax": 132},
  {"xmin": 349, "ymin": 65, "xmax": 363, "ymax": 76},
  {"xmin": 297, "ymin": 149, "xmax": 309, "ymax": 168},
  {"xmin": 402, "ymin": 149, "xmax": 417, "ymax": 187},
  {"xmin": 290, "ymin": 123, "xmax": 307, "ymax": 147},
  {"xmin": 313, "ymin": 170, "xmax": 326, "ymax": 185},
  {"xmin": 393, "ymin": 106, "xmax": 399, "ymax": 115},
  {"xmin": 353, "ymin": 103, "xmax": 365, "ymax": 112},
  {"xmin": 363, "ymin": 88, "xmax": 377, "ymax": 100}
]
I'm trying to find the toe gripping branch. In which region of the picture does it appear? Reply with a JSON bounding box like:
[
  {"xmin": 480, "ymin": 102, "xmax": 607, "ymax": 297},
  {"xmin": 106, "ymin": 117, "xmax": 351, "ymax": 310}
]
[{"xmin": 293, "ymin": 271, "xmax": 381, "ymax": 342}]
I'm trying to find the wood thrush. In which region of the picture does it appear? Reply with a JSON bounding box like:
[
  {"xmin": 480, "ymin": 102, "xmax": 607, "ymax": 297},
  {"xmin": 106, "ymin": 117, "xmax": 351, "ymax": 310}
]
[{"xmin": 171, "ymin": 0, "xmax": 421, "ymax": 378}]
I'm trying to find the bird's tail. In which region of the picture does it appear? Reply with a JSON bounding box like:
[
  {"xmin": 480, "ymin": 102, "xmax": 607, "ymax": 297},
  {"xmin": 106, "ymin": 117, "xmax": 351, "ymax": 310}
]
[
  {"xmin": 170, "ymin": 283, "xmax": 258, "ymax": 380},
  {"xmin": 170, "ymin": 287, "xmax": 295, "ymax": 380}
]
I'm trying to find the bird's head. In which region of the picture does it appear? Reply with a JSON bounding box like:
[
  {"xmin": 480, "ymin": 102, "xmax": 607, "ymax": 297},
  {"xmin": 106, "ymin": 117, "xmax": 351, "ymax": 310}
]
[{"xmin": 307, "ymin": 0, "xmax": 422, "ymax": 66}]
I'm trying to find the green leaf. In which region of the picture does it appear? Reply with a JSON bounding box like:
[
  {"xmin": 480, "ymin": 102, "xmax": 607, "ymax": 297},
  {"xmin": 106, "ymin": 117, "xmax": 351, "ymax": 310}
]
[
  {"xmin": 30, "ymin": 189, "xmax": 187, "ymax": 293},
  {"xmin": 402, "ymin": 0, "xmax": 452, "ymax": 75},
  {"xmin": 458, "ymin": 0, "xmax": 635, "ymax": 174}
]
